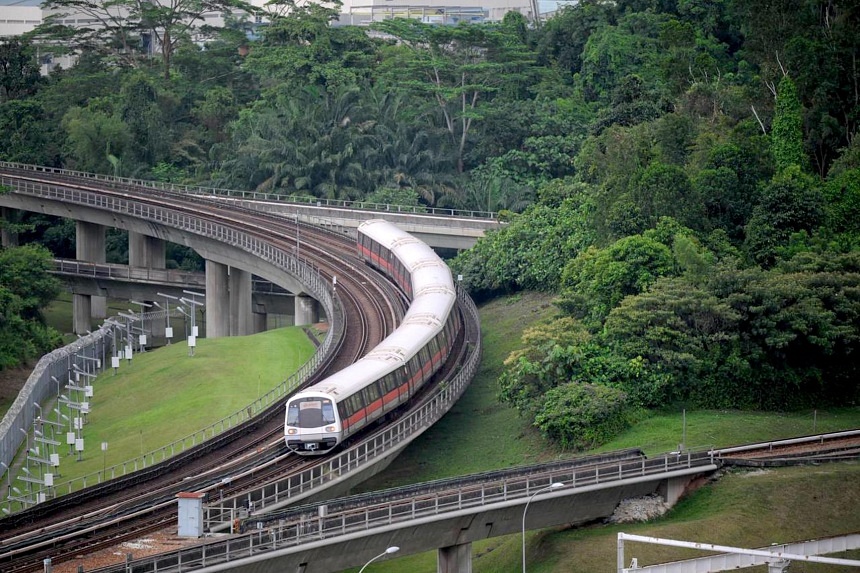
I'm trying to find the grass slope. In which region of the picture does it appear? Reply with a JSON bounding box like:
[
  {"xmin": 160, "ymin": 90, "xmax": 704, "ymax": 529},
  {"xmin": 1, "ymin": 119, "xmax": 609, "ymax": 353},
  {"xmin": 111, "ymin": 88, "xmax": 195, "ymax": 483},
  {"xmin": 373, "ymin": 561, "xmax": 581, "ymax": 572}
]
[
  {"xmin": 349, "ymin": 291, "xmax": 860, "ymax": 573},
  {"xmin": 40, "ymin": 327, "xmax": 314, "ymax": 483}
]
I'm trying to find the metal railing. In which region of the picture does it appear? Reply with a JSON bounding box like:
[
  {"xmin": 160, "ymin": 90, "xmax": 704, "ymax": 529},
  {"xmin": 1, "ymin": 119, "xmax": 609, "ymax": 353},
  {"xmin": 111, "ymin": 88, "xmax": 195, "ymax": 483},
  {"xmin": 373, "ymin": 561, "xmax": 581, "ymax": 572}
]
[
  {"xmin": 203, "ymin": 286, "xmax": 483, "ymax": 527},
  {"xmin": 0, "ymin": 161, "xmax": 499, "ymax": 221},
  {"xmin": 95, "ymin": 450, "xmax": 719, "ymax": 573},
  {"xmin": 0, "ymin": 167, "xmax": 343, "ymax": 511},
  {"xmin": 52, "ymin": 259, "xmax": 293, "ymax": 296}
]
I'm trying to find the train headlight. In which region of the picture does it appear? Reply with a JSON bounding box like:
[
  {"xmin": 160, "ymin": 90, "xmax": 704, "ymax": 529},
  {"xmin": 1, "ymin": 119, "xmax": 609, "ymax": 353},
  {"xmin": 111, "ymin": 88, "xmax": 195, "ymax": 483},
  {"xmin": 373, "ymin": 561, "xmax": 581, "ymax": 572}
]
[
  {"xmin": 325, "ymin": 426, "xmax": 336, "ymax": 433},
  {"xmin": 287, "ymin": 428, "xmax": 297, "ymax": 435}
]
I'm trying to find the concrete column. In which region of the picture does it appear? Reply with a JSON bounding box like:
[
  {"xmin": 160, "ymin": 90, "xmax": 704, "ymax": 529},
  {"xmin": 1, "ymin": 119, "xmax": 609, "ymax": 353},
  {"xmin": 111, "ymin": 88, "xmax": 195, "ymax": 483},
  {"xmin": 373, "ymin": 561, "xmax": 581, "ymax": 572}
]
[
  {"xmin": 229, "ymin": 267, "xmax": 253, "ymax": 336},
  {"xmin": 205, "ymin": 260, "xmax": 230, "ymax": 339},
  {"xmin": 75, "ymin": 221, "xmax": 107, "ymax": 325},
  {"xmin": 438, "ymin": 543, "xmax": 472, "ymax": 573},
  {"xmin": 294, "ymin": 295, "xmax": 319, "ymax": 326},
  {"xmin": 129, "ymin": 232, "xmax": 167, "ymax": 337},
  {"xmin": 72, "ymin": 292, "xmax": 92, "ymax": 336},
  {"xmin": 128, "ymin": 231, "xmax": 166, "ymax": 269},
  {"xmin": 658, "ymin": 475, "xmax": 690, "ymax": 507},
  {"xmin": 1, "ymin": 207, "xmax": 19, "ymax": 247}
]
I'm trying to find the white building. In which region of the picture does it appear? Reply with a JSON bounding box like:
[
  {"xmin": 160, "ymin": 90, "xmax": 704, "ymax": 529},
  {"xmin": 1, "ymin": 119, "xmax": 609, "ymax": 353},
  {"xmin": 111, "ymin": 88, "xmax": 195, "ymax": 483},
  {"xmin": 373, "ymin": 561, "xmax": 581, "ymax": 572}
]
[{"xmin": 0, "ymin": 0, "xmax": 43, "ymax": 36}]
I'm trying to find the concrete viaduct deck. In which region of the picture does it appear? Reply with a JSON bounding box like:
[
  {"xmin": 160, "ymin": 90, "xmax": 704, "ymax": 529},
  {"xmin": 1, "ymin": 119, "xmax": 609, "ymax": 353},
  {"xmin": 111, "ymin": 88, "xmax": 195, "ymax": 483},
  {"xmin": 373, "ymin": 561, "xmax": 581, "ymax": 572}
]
[
  {"xmin": 50, "ymin": 259, "xmax": 299, "ymax": 325},
  {"xmin": 1, "ymin": 162, "xmax": 499, "ymax": 335},
  {"xmin": 98, "ymin": 450, "xmax": 720, "ymax": 573}
]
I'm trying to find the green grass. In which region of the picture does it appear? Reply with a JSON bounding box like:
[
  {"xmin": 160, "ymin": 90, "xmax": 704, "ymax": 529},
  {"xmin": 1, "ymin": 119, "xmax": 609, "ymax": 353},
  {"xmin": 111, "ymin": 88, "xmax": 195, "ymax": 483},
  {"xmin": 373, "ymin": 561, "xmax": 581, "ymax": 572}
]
[
  {"xmin": 21, "ymin": 327, "xmax": 314, "ymax": 485},
  {"xmin": 16, "ymin": 290, "xmax": 860, "ymax": 571},
  {"xmin": 349, "ymin": 291, "xmax": 860, "ymax": 573}
]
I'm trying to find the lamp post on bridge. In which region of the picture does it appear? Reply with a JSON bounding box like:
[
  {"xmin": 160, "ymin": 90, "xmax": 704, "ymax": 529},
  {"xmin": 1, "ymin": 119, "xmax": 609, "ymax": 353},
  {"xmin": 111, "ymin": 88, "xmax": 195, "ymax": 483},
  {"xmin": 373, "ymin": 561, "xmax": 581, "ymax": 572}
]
[
  {"xmin": 522, "ymin": 482, "xmax": 564, "ymax": 573},
  {"xmin": 358, "ymin": 546, "xmax": 399, "ymax": 573}
]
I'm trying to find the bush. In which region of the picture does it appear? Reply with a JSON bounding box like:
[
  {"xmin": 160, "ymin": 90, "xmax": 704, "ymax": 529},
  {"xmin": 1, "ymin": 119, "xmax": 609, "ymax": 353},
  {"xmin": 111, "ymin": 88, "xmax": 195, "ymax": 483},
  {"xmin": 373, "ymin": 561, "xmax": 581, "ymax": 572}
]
[{"xmin": 533, "ymin": 383, "xmax": 635, "ymax": 449}]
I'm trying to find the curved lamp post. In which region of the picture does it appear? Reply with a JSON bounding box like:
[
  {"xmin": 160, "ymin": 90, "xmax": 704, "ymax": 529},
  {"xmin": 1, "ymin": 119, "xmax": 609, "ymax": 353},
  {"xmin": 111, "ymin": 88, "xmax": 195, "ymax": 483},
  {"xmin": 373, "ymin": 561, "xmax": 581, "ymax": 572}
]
[
  {"xmin": 358, "ymin": 546, "xmax": 400, "ymax": 573},
  {"xmin": 522, "ymin": 482, "xmax": 564, "ymax": 573}
]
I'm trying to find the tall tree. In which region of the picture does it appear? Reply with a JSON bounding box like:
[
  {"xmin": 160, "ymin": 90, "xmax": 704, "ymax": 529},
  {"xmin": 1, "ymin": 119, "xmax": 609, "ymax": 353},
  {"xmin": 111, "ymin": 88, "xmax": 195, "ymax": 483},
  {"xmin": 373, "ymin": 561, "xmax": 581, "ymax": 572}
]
[
  {"xmin": 0, "ymin": 37, "xmax": 43, "ymax": 103},
  {"xmin": 40, "ymin": 0, "xmax": 257, "ymax": 79},
  {"xmin": 374, "ymin": 19, "xmax": 536, "ymax": 173},
  {"xmin": 771, "ymin": 75, "xmax": 805, "ymax": 171}
]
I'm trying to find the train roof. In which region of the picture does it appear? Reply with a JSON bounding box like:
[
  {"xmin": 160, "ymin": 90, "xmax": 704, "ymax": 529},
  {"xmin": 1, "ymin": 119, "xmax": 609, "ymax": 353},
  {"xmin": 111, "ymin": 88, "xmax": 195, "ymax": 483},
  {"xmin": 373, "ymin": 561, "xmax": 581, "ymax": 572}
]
[
  {"xmin": 294, "ymin": 289, "xmax": 455, "ymax": 401},
  {"xmin": 360, "ymin": 220, "xmax": 454, "ymax": 292},
  {"xmin": 290, "ymin": 220, "xmax": 457, "ymax": 404}
]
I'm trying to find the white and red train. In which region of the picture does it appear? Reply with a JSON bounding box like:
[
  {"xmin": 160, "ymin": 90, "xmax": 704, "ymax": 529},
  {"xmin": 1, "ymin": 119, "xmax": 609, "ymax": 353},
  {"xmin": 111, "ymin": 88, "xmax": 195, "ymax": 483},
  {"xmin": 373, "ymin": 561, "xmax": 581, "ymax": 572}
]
[{"xmin": 284, "ymin": 219, "xmax": 461, "ymax": 454}]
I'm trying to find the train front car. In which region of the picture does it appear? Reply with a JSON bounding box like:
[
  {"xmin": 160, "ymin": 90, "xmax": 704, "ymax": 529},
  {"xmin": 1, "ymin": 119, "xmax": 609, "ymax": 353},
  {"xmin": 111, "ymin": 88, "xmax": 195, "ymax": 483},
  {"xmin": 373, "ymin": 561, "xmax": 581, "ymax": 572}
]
[
  {"xmin": 286, "ymin": 219, "xmax": 458, "ymax": 456},
  {"xmin": 284, "ymin": 391, "xmax": 342, "ymax": 454}
]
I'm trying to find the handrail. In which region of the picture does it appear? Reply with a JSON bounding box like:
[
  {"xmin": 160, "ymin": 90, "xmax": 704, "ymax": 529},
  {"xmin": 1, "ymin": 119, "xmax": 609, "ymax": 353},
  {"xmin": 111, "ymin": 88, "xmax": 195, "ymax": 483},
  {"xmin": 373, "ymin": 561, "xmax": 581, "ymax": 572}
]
[
  {"xmin": 92, "ymin": 450, "xmax": 720, "ymax": 573},
  {"xmin": 0, "ymin": 166, "xmax": 343, "ymax": 510},
  {"xmin": 51, "ymin": 259, "xmax": 292, "ymax": 294},
  {"xmin": 0, "ymin": 161, "xmax": 499, "ymax": 221}
]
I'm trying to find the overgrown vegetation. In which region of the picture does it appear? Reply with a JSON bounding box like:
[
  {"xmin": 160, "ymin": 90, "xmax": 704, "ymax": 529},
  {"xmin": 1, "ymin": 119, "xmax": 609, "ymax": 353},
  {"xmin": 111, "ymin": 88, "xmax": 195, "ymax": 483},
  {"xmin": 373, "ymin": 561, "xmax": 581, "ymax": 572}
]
[
  {"xmin": 0, "ymin": 245, "xmax": 62, "ymax": 369},
  {"xmin": 1, "ymin": 0, "xmax": 858, "ymax": 446}
]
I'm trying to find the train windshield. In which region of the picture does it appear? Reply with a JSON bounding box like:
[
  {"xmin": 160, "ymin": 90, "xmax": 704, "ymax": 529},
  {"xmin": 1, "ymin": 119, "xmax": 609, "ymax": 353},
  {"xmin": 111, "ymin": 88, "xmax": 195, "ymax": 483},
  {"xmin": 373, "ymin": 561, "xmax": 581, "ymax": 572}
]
[{"xmin": 286, "ymin": 397, "xmax": 336, "ymax": 428}]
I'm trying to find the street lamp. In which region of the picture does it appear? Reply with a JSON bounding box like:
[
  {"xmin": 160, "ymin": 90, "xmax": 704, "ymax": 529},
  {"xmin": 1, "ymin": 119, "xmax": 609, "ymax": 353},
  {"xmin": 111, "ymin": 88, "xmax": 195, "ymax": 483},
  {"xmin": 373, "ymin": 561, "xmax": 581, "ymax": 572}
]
[
  {"xmin": 358, "ymin": 546, "xmax": 399, "ymax": 573},
  {"xmin": 522, "ymin": 482, "xmax": 564, "ymax": 573}
]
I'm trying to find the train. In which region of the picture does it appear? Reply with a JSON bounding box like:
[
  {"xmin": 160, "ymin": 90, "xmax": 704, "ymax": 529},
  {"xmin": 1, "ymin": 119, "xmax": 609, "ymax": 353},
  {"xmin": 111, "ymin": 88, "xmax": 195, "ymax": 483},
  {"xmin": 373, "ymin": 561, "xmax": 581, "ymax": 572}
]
[{"xmin": 284, "ymin": 219, "xmax": 461, "ymax": 455}]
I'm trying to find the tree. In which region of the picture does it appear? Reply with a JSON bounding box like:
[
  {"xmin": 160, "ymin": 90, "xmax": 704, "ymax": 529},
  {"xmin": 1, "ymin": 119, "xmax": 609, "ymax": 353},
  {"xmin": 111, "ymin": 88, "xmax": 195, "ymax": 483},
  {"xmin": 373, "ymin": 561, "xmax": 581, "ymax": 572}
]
[
  {"xmin": 771, "ymin": 75, "xmax": 805, "ymax": 171},
  {"xmin": 533, "ymin": 383, "xmax": 634, "ymax": 449},
  {"xmin": 0, "ymin": 245, "xmax": 62, "ymax": 369},
  {"xmin": 557, "ymin": 232, "xmax": 675, "ymax": 323},
  {"xmin": 536, "ymin": 0, "xmax": 617, "ymax": 77},
  {"xmin": 744, "ymin": 166, "xmax": 823, "ymax": 267},
  {"xmin": 0, "ymin": 37, "xmax": 43, "ymax": 103},
  {"xmin": 62, "ymin": 102, "xmax": 133, "ymax": 174},
  {"xmin": 245, "ymin": 0, "xmax": 376, "ymax": 94},
  {"xmin": 374, "ymin": 19, "xmax": 536, "ymax": 173},
  {"xmin": 40, "ymin": 0, "xmax": 257, "ymax": 79},
  {"xmin": 631, "ymin": 161, "xmax": 703, "ymax": 230}
]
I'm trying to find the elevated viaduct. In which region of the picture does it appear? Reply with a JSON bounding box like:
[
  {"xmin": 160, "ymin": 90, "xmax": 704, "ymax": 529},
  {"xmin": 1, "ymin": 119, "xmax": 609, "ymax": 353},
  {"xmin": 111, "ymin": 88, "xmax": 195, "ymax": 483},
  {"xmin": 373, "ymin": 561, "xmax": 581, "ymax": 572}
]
[{"xmin": 0, "ymin": 162, "xmax": 499, "ymax": 335}]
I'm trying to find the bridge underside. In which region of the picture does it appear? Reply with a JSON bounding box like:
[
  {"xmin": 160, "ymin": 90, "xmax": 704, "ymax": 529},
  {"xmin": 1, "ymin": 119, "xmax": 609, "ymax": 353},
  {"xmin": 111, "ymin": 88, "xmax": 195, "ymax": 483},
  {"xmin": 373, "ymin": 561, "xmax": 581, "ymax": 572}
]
[
  {"xmin": 196, "ymin": 470, "xmax": 713, "ymax": 573},
  {"xmin": 0, "ymin": 198, "xmax": 321, "ymax": 337}
]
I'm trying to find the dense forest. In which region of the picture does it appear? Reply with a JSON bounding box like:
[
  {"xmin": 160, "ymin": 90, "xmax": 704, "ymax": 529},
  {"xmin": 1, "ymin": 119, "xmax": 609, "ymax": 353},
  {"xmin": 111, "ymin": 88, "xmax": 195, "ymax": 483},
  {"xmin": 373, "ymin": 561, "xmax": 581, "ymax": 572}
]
[{"xmin": 1, "ymin": 0, "xmax": 858, "ymax": 447}]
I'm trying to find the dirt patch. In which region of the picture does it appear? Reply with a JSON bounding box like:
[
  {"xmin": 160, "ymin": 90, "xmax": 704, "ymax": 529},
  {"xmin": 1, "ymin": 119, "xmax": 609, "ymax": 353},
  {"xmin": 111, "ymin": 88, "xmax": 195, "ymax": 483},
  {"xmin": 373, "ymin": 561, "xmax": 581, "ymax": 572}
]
[{"xmin": 52, "ymin": 528, "xmax": 204, "ymax": 573}]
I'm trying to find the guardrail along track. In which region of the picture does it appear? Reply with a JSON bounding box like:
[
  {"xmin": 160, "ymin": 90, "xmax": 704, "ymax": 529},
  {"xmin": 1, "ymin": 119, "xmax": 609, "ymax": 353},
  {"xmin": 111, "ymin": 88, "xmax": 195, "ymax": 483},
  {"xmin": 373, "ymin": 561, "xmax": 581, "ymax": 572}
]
[{"xmin": 0, "ymin": 165, "xmax": 410, "ymax": 571}]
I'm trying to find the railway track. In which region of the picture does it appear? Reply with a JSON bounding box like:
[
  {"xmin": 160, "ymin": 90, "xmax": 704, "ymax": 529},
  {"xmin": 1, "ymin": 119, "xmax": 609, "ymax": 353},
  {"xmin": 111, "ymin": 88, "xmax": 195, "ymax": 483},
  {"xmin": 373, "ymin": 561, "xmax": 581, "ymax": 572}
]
[
  {"xmin": 0, "ymin": 166, "xmax": 409, "ymax": 572},
  {"xmin": 714, "ymin": 430, "xmax": 860, "ymax": 466}
]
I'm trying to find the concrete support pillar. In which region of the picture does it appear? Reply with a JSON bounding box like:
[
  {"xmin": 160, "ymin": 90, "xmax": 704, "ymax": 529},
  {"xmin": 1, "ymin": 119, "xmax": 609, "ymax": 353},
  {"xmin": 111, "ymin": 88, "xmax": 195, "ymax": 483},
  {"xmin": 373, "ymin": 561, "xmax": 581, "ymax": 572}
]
[
  {"xmin": 294, "ymin": 295, "xmax": 319, "ymax": 326},
  {"xmin": 228, "ymin": 267, "xmax": 253, "ymax": 336},
  {"xmin": 1, "ymin": 207, "xmax": 19, "ymax": 247},
  {"xmin": 75, "ymin": 221, "xmax": 107, "ymax": 327},
  {"xmin": 205, "ymin": 260, "xmax": 230, "ymax": 339},
  {"xmin": 768, "ymin": 560, "xmax": 791, "ymax": 572},
  {"xmin": 128, "ymin": 231, "xmax": 166, "ymax": 269},
  {"xmin": 72, "ymin": 293, "xmax": 92, "ymax": 336},
  {"xmin": 437, "ymin": 543, "xmax": 472, "ymax": 573},
  {"xmin": 129, "ymin": 232, "xmax": 168, "ymax": 337},
  {"xmin": 658, "ymin": 475, "xmax": 689, "ymax": 507}
]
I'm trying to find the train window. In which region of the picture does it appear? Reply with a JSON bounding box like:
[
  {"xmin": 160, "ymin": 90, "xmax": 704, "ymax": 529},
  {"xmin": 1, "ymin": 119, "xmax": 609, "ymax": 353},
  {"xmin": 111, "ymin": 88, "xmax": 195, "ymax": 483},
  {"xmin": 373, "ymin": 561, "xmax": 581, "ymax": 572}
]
[
  {"xmin": 382, "ymin": 373, "xmax": 397, "ymax": 393},
  {"xmin": 322, "ymin": 401, "xmax": 336, "ymax": 424},
  {"xmin": 287, "ymin": 397, "xmax": 335, "ymax": 428},
  {"xmin": 365, "ymin": 383, "xmax": 380, "ymax": 402},
  {"xmin": 346, "ymin": 395, "xmax": 362, "ymax": 418}
]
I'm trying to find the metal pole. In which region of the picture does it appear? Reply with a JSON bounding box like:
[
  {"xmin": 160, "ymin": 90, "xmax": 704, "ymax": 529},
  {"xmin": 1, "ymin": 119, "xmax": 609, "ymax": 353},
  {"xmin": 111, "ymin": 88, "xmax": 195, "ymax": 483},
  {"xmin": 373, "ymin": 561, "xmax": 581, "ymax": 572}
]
[
  {"xmin": 522, "ymin": 482, "xmax": 564, "ymax": 573},
  {"xmin": 358, "ymin": 547, "xmax": 399, "ymax": 573}
]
